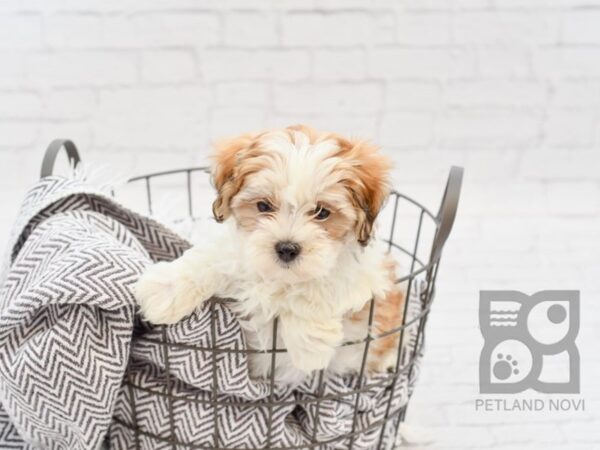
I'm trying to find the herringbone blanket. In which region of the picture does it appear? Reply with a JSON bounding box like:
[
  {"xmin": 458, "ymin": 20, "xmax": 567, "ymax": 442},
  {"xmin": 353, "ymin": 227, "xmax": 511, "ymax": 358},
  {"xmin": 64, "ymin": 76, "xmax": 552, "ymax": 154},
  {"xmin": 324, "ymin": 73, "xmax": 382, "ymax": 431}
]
[{"xmin": 0, "ymin": 176, "xmax": 422, "ymax": 450}]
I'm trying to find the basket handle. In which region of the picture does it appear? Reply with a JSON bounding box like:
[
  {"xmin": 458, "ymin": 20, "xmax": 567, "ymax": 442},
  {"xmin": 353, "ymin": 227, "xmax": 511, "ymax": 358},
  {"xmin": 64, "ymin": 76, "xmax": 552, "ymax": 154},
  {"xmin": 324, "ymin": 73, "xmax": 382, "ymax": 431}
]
[
  {"xmin": 40, "ymin": 139, "xmax": 81, "ymax": 179},
  {"xmin": 430, "ymin": 166, "xmax": 463, "ymax": 263}
]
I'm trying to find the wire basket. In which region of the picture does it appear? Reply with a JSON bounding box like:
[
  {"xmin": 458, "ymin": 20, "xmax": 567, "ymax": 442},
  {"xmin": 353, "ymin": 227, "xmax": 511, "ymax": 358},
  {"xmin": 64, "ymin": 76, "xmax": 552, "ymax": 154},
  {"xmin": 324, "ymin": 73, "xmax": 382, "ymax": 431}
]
[{"xmin": 41, "ymin": 142, "xmax": 463, "ymax": 450}]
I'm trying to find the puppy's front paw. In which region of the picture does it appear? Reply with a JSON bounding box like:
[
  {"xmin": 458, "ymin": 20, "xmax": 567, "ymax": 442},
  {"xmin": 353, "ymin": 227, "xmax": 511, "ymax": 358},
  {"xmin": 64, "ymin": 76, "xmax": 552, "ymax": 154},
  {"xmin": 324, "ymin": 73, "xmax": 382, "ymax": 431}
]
[{"xmin": 135, "ymin": 261, "xmax": 205, "ymax": 324}]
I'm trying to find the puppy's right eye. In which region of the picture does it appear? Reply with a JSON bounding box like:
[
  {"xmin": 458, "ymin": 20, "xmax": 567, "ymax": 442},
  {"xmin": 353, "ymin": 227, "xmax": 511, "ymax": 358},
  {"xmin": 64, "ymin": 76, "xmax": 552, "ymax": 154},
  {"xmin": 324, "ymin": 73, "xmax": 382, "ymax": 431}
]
[{"xmin": 257, "ymin": 201, "xmax": 273, "ymax": 213}]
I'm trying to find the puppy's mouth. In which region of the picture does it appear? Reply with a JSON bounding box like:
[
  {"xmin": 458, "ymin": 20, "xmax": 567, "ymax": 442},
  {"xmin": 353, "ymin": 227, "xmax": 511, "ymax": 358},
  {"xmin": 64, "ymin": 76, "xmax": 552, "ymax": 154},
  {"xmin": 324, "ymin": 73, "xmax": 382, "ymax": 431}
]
[{"xmin": 276, "ymin": 259, "xmax": 299, "ymax": 269}]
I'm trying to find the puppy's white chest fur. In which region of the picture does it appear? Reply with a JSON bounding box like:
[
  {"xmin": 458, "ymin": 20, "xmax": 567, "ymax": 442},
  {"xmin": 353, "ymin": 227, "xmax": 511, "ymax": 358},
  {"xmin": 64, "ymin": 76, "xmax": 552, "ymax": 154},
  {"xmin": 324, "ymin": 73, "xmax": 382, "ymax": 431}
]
[{"xmin": 202, "ymin": 221, "xmax": 392, "ymax": 385}]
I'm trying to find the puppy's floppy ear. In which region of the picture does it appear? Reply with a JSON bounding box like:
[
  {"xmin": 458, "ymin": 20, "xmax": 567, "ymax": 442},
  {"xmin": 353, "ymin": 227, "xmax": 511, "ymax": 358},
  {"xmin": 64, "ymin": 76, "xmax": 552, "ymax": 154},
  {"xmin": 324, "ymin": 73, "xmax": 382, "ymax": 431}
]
[
  {"xmin": 336, "ymin": 137, "xmax": 392, "ymax": 246},
  {"xmin": 211, "ymin": 133, "xmax": 261, "ymax": 222}
]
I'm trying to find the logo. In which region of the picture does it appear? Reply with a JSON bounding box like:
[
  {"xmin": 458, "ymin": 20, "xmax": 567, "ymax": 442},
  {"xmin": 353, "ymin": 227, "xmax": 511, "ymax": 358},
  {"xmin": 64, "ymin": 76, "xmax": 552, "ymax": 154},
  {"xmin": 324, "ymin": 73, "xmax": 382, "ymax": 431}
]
[{"xmin": 479, "ymin": 290, "xmax": 580, "ymax": 394}]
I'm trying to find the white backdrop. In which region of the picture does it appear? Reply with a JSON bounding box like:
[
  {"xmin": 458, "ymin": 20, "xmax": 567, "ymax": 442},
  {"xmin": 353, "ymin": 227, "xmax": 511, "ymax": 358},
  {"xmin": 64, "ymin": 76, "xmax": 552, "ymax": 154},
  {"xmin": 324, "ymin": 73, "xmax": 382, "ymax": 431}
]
[{"xmin": 0, "ymin": 1, "xmax": 599, "ymax": 448}]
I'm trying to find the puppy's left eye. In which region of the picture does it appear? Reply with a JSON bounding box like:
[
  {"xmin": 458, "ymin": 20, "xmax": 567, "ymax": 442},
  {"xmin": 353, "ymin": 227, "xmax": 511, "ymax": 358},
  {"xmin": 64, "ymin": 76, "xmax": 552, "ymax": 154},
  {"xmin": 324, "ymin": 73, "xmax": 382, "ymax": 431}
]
[
  {"xmin": 314, "ymin": 206, "xmax": 330, "ymax": 220},
  {"xmin": 257, "ymin": 201, "xmax": 273, "ymax": 213}
]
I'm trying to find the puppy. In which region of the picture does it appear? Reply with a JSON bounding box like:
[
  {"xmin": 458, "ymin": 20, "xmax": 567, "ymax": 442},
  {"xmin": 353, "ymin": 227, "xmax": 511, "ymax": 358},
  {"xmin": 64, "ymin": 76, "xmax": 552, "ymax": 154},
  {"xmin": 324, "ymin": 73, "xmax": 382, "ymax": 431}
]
[{"xmin": 135, "ymin": 125, "xmax": 405, "ymax": 384}]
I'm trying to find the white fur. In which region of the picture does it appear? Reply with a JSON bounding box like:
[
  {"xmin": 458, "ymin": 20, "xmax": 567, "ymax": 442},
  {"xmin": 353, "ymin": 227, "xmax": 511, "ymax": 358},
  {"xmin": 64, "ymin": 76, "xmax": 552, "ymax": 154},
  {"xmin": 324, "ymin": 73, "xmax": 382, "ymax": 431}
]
[{"xmin": 135, "ymin": 129, "xmax": 395, "ymax": 385}]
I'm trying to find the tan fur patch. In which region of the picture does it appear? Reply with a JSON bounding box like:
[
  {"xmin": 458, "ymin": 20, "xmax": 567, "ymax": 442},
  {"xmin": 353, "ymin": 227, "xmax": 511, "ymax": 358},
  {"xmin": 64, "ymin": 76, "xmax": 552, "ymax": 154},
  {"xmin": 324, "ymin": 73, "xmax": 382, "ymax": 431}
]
[
  {"xmin": 349, "ymin": 256, "xmax": 406, "ymax": 373},
  {"xmin": 319, "ymin": 209, "xmax": 353, "ymax": 240},
  {"xmin": 211, "ymin": 133, "xmax": 268, "ymax": 222},
  {"xmin": 332, "ymin": 137, "xmax": 392, "ymax": 245}
]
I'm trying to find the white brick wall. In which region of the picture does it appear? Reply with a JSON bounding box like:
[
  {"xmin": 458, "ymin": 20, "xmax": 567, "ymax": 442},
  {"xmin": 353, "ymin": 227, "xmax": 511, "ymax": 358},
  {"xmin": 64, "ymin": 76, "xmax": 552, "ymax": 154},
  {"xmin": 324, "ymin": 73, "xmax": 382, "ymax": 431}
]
[{"xmin": 0, "ymin": 1, "xmax": 599, "ymax": 448}]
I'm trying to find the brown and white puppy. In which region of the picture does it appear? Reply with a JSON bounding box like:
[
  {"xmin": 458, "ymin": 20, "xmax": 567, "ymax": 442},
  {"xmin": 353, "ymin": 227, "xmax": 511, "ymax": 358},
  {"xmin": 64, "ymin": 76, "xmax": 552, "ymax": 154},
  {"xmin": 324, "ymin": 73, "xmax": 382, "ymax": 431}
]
[{"xmin": 135, "ymin": 125, "xmax": 405, "ymax": 384}]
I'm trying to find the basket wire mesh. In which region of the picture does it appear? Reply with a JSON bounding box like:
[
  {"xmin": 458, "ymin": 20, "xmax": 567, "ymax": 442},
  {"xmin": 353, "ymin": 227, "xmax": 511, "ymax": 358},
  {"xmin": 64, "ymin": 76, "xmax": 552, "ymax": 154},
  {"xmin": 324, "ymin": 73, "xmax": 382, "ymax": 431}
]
[{"xmin": 41, "ymin": 141, "xmax": 462, "ymax": 450}]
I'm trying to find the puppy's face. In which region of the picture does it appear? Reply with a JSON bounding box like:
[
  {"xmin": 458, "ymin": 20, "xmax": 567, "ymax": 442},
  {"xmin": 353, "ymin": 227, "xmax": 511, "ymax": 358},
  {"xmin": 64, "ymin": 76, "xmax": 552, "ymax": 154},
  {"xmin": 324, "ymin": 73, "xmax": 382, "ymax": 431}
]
[{"xmin": 211, "ymin": 125, "xmax": 391, "ymax": 283}]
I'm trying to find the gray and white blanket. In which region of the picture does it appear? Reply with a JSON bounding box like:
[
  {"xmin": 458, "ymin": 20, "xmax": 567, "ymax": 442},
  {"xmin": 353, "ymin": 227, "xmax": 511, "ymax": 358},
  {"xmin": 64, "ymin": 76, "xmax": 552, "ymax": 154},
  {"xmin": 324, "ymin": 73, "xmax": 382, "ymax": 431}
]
[{"xmin": 0, "ymin": 175, "xmax": 422, "ymax": 450}]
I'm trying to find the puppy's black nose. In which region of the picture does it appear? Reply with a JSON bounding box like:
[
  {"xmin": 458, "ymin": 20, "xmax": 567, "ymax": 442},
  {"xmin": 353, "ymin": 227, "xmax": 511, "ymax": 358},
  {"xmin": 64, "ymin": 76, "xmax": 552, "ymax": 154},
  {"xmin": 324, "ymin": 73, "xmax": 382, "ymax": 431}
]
[{"xmin": 275, "ymin": 241, "xmax": 301, "ymax": 263}]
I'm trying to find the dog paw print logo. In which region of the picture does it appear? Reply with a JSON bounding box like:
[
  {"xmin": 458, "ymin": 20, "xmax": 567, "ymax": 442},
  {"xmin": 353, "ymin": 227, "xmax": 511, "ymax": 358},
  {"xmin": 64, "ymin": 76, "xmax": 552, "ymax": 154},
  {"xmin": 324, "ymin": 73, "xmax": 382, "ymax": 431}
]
[{"xmin": 479, "ymin": 290, "xmax": 580, "ymax": 394}]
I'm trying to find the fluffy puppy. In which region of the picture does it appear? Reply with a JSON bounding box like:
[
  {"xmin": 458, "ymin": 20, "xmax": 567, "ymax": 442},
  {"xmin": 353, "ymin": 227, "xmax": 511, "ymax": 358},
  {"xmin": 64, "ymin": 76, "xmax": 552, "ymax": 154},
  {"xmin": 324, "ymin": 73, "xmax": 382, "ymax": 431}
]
[{"xmin": 135, "ymin": 125, "xmax": 405, "ymax": 384}]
